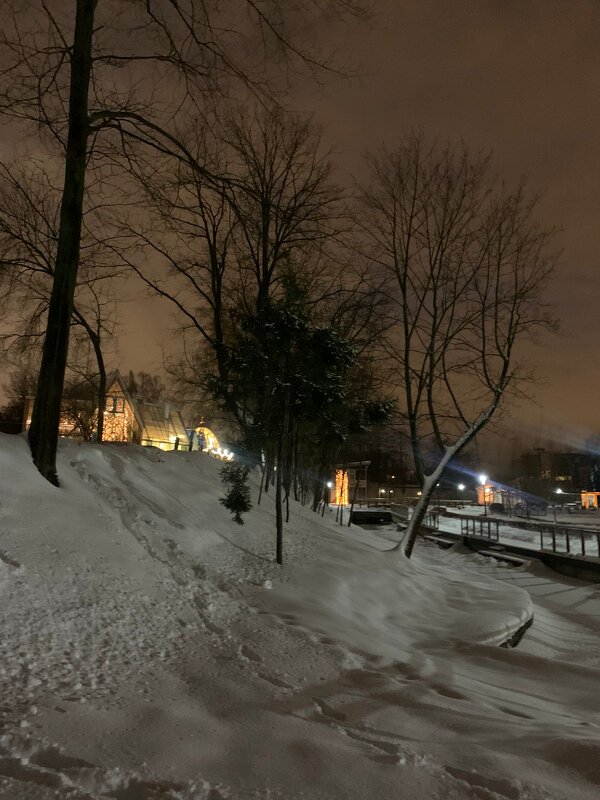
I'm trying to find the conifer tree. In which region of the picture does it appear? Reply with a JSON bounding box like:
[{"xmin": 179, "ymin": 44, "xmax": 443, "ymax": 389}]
[{"xmin": 219, "ymin": 463, "xmax": 253, "ymax": 525}]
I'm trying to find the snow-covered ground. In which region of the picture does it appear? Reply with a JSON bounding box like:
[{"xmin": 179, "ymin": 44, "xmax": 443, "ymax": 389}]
[{"xmin": 1, "ymin": 433, "xmax": 599, "ymax": 799}]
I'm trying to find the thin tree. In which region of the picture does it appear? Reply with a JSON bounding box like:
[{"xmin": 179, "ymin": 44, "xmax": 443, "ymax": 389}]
[
  {"xmin": 0, "ymin": 0, "xmax": 368, "ymax": 484},
  {"xmin": 116, "ymin": 105, "xmax": 347, "ymax": 443},
  {"xmin": 0, "ymin": 160, "xmax": 120, "ymax": 443},
  {"xmin": 357, "ymin": 135, "xmax": 557, "ymax": 557}
]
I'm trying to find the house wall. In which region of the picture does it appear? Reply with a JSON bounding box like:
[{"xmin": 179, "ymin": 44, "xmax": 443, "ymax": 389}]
[
  {"xmin": 102, "ymin": 384, "xmax": 136, "ymax": 443},
  {"xmin": 581, "ymin": 491, "xmax": 600, "ymax": 509}
]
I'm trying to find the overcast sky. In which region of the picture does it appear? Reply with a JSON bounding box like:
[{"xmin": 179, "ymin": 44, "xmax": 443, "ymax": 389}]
[{"xmin": 124, "ymin": 0, "xmax": 600, "ymax": 450}]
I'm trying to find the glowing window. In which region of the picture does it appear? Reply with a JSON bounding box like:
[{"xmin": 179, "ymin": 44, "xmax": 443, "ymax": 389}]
[{"xmin": 108, "ymin": 396, "xmax": 125, "ymax": 414}]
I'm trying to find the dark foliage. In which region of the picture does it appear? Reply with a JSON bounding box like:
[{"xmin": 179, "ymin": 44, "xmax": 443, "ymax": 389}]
[{"xmin": 219, "ymin": 463, "xmax": 253, "ymax": 525}]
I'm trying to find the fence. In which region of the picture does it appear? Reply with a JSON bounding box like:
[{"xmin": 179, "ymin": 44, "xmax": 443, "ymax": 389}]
[
  {"xmin": 446, "ymin": 511, "xmax": 600, "ymax": 559},
  {"xmin": 538, "ymin": 527, "xmax": 600, "ymax": 558},
  {"xmin": 460, "ymin": 516, "xmax": 500, "ymax": 541}
]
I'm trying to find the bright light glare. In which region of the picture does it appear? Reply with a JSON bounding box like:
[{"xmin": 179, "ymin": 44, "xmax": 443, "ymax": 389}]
[
  {"xmin": 326, "ymin": 481, "xmax": 333, "ymax": 488},
  {"xmin": 555, "ymin": 488, "xmax": 563, "ymax": 494},
  {"xmin": 458, "ymin": 483, "xmax": 466, "ymax": 491},
  {"xmin": 479, "ymin": 473, "xmax": 488, "ymax": 485}
]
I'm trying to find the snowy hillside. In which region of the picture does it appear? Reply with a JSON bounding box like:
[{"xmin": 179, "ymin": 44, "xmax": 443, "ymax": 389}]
[{"xmin": 1, "ymin": 433, "xmax": 599, "ymax": 799}]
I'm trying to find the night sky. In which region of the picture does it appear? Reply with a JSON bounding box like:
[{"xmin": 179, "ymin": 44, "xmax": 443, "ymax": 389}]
[{"xmin": 125, "ymin": 1, "xmax": 598, "ymax": 450}]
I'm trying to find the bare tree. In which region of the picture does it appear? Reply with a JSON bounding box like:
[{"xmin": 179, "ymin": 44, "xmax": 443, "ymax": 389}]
[
  {"xmin": 60, "ymin": 333, "xmax": 102, "ymax": 440},
  {"xmin": 357, "ymin": 135, "xmax": 557, "ymax": 557},
  {"xmin": 0, "ymin": 160, "xmax": 120, "ymax": 443},
  {"xmin": 118, "ymin": 105, "xmax": 349, "ymax": 437},
  {"xmin": 0, "ymin": 357, "xmax": 39, "ymax": 430},
  {"xmin": 0, "ymin": 0, "xmax": 368, "ymax": 484},
  {"xmin": 125, "ymin": 370, "xmax": 165, "ymax": 403}
]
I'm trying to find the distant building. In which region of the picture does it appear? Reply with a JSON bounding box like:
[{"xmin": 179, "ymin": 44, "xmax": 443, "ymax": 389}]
[
  {"xmin": 23, "ymin": 370, "xmax": 189, "ymax": 451},
  {"xmin": 515, "ymin": 448, "xmax": 600, "ymax": 494},
  {"xmin": 581, "ymin": 491, "xmax": 600, "ymax": 509}
]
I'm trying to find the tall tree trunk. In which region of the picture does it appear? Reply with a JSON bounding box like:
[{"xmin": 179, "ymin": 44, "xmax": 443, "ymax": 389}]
[
  {"xmin": 292, "ymin": 425, "xmax": 300, "ymax": 502},
  {"xmin": 312, "ymin": 478, "xmax": 320, "ymax": 512},
  {"xmin": 95, "ymin": 346, "xmax": 106, "ymax": 443},
  {"xmin": 283, "ymin": 419, "xmax": 293, "ymax": 524},
  {"xmin": 73, "ymin": 310, "xmax": 106, "ymax": 443},
  {"xmin": 275, "ymin": 385, "xmax": 291, "ymax": 563},
  {"xmin": 28, "ymin": 0, "xmax": 96, "ymax": 485},
  {"xmin": 348, "ymin": 459, "xmax": 364, "ymax": 527},
  {"xmin": 275, "ymin": 434, "xmax": 284, "ymax": 565},
  {"xmin": 398, "ymin": 401, "xmax": 503, "ymax": 558},
  {"xmin": 400, "ymin": 467, "xmax": 444, "ymax": 558},
  {"xmin": 257, "ymin": 463, "xmax": 266, "ymax": 505}
]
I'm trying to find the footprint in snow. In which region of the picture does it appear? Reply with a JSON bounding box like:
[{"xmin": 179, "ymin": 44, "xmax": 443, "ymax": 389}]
[
  {"xmin": 257, "ymin": 671, "xmax": 292, "ymax": 689},
  {"xmin": 443, "ymin": 765, "xmax": 520, "ymax": 800},
  {"xmin": 0, "ymin": 550, "xmax": 21, "ymax": 568},
  {"xmin": 313, "ymin": 697, "xmax": 346, "ymax": 721},
  {"xmin": 241, "ymin": 645, "xmax": 262, "ymax": 662}
]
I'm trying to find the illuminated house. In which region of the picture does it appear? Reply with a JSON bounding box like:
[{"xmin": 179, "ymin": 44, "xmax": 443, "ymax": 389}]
[
  {"xmin": 581, "ymin": 491, "xmax": 600, "ymax": 509},
  {"xmin": 476, "ymin": 483, "xmax": 504, "ymax": 506},
  {"xmin": 195, "ymin": 425, "xmax": 220, "ymax": 452},
  {"xmin": 331, "ymin": 461, "xmax": 370, "ymax": 505},
  {"xmin": 102, "ymin": 373, "xmax": 137, "ymax": 443},
  {"xmin": 23, "ymin": 371, "xmax": 189, "ymax": 451},
  {"xmin": 135, "ymin": 398, "xmax": 189, "ymax": 450}
]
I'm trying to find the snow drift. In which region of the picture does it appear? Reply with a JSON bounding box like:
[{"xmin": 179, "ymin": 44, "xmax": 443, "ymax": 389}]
[{"xmin": 1, "ymin": 433, "xmax": 599, "ymax": 799}]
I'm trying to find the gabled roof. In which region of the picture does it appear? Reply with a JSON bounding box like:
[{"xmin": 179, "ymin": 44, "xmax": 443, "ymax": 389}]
[
  {"xmin": 136, "ymin": 400, "xmax": 189, "ymax": 446},
  {"xmin": 105, "ymin": 370, "xmax": 189, "ymax": 446},
  {"xmin": 105, "ymin": 370, "xmax": 144, "ymax": 432}
]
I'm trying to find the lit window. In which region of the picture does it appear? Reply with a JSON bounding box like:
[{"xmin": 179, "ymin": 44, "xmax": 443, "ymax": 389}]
[{"xmin": 107, "ymin": 396, "xmax": 125, "ymax": 414}]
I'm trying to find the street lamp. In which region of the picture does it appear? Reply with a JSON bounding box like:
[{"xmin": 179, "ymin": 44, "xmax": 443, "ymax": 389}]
[
  {"xmin": 552, "ymin": 487, "xmax": 564, "ymax": 523},
  {"xmin": 479, "ymin": 473, "xmax": 488, "ymax": 516}
]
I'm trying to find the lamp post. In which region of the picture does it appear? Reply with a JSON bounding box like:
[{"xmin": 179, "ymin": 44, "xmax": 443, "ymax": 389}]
[
  {"xmin": 552, "ymin": 487, "xmax": 564, "ymax": 523},
  {"xmin": 479, "ymin": 473, "xmax": 488, "ymax": 516}
]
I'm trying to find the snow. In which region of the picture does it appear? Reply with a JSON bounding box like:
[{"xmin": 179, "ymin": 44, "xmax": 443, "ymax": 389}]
[{"xmin": 0, "ymin": 432, "xmax": 599, "ymax": 799}]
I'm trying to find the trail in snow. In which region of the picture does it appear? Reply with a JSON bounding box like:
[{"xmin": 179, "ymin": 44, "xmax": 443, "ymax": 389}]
[{"xmin": 1, "ymin": 434, "xmax": 600, "ymax": 799}]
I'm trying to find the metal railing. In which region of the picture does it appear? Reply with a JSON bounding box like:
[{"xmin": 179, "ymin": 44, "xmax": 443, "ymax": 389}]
[
  {"xmin": 460, "ymin": 516, "xmax": 500, "ymax": 541},
  {"xmin": 539, "ymin": 527, "xmax": 600, "ymax": 558},
  {"xmin": 423, "ymin": 511, "xmax": 439, "ymax": 529},
  {"xmin": 445, "ymin": 510, "xmax": 600, "ymax": 559}
]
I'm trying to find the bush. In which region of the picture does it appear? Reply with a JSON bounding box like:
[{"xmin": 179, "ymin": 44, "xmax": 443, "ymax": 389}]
[{"xmin": 219, "ymin": 464, "xmax": 252, "ymax": 525}]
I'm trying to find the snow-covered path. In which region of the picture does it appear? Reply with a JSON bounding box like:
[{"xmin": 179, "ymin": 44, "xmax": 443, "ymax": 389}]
[{"xmin": 1, "ymin": 434, "xmax": 600, "ymax": 799}]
